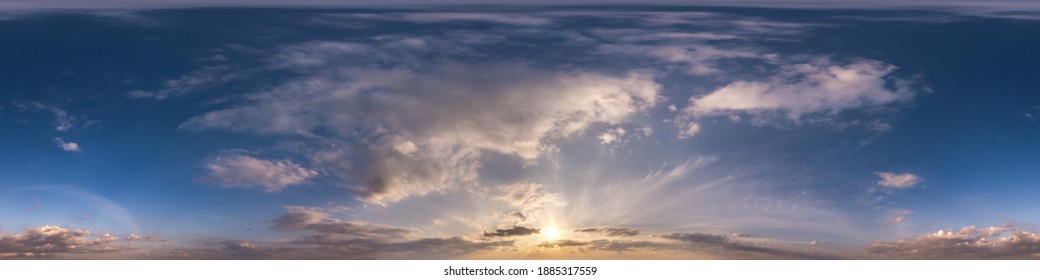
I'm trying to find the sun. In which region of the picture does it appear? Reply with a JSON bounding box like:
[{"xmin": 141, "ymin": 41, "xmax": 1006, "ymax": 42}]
[{"xmin": 542, "ymin": 226, "xmax": 560, "ymax": 241}]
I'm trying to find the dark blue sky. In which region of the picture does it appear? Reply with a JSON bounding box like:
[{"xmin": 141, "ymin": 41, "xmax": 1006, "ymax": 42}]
[{"xmin": 1, "ymin": 5, "xmax": 1039, "ymax": 259}]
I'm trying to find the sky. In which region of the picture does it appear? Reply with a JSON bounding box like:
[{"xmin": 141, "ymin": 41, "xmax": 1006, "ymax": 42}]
[{"xmin": 1, "ymin": 2, "xmax": 1040, "ymax": 259}]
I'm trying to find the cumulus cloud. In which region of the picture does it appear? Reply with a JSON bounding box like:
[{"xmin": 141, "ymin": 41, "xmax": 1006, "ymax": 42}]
[
  {"xmin": 182, "ymin": 62, "xmax": 660, "ymax": 204},
  {"xmin": 574, "ymin": 227, "xmax": 642, "ymax": 237},
  {"xmin": 199, "ymin": 153, "xmax": 317, "ymax": 192},
  {"xmin": 875, "ymin": 172, "xmax": 923, "ymax": 188},
  {"xmin": 661, "ymin": 232, "xmax": 836, "ymax": 259},
  {"xmin": 0, "ymin": 226, "xmax": 128, "ymax": 258},
  {"xmin": 53, "ymin": 138, "xmax": 80, "ymax": 152},
  {"xmin": 482, "ymin": 226, "xmax": 540, "ymax": 238},
  {"xmin": 866, "ymin": 224, "xmax": 1040, "ymax": 259},
  {"xmin": 680, "ymin": 59, "xmax": 915, "ymax": 124}
]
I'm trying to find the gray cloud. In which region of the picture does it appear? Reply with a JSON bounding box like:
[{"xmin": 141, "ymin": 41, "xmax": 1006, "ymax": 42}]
[
  {"xmin": 53, "ymin": 138, "xmax": 81, "ymax": 152},
  {"xmin": 676, "ymin": 58, "xmax": 917, "ymax": 133},
  {"xmin": 539, "ymin": 239, "xmax": 674, "ymax": 252},
  {"xmin": 128, "ymin": 65, "xmax": 245, "ymax": 100}
]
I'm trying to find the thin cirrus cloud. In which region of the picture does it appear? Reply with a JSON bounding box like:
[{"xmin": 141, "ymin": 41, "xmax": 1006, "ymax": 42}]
[
  {"xmin": 198, "ymin": 153, "xmax": 318, "ymax": 192},
  {"xmin": 127, "ymin": 65, "xmax": 245, "ymax": 100},
  {"xmin": 53, "ymin": 138, "xmax": 80, "ymax": 152}
]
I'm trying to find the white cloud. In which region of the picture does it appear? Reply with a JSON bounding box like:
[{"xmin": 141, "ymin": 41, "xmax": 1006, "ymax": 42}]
[
  {"xmin": 866, "ymin": 224, "xmax": 1040, "ymax": 259},
  {"xmin": 676, "ymin": 59, "xmax": 916, "ymax": 131},
  {"xmin": 496, "ymin": 182, "xmax": 564, "ymax": 211},
  {"xmin": 53, "ymin": 138, "xmax": 80, "ymax": 152},
  {"xmin": 127, "ymin": 65, "xmax": 244, "ymax": 100},
  {"xmin": 875, "ymin": 172, "xmax": 922, "ymax": 188},
  {"xmin": 677, "ymin": 122, "xmax": 701, "ymax": 139},
  {"xmin": 199, "ymin": 153, "xmax": 317, "ymax": 192}
]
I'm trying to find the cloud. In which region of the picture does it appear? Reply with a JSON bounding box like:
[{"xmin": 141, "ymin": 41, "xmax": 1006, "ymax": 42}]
[
  {"xmin": 574, "ymin": 227, "xmax": 642, "ymax": 237},
  {"xmin": 127, "ymin": 65, "xmax": 244, "ymax": 100},
  {"xmin": 0, "ymin": 226, "xmax": 129, "ymax": 258},
  {"xmin": 272, "ymin": 208, "xmax": 417, "ymax": 239},
  {"xmin": 293, "ymin": 235, "xmax": 513, "ymax": 259},
  {"xmin": 538, "ymin": 239, "xmax": 674, "ymax": 252},
  {"xmin": 53, "ymin": 138, "xmax": 80, "ymax": 152},
  {"xmin": 680, "ymin": 59, "xmax": 916, "ymax": 124},
  {"xmin": 397, "ymin": 12, "xmax": 552, "ymax": 26},
  {"xmin": 126, "ymin": 234, "xmax": 164, "ymax": 242},
  {"xmin": 661, "ymin": 232, "xmax": 837, "ymax": 259},
  {"xmin": 677, "ymin": 122, "xmax": 700, "ymax": 139},
  {"xmin": 199, "ymin": 152, "xmax": 317, "ymax": 192},
  {"xmin": 889, "ymin": 209, "xmax": 912, "ymax": 223},
  {"xmin": 866, "ymin": 224, "xmax": 1040, "ymax": 259},
  {"xmin": 496, "ymin": 183, "xmax": 564, "ymax": 211},
  {"xmin": 482, "ymin": 226, "xmax": 540, "ymax": 238},
  {"xmin": 875, "ymin": 172, "xmax": 922, "ymax": 188},
  {"xmin": 599, "ymin": 44, "xmax": 762, "ymax": 75},
  {"xmin": 182, "ymin": 62, "xmax": 660, "ymax": 204},
  {"xmin": 260, "ymin": 208, "xmax": 513, "ymax": 259},
  {"xmin": 15, "ymin": 102, "xmax": 76, "ymax": 131}
]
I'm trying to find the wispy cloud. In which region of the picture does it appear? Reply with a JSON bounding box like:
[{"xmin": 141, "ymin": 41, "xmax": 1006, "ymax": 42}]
[
  {"xmin": 482, "ymin": 226, "xmax": 540, "ymax": 238},
  {"xmin": 128, "ymin": 65, "xmax": 245, "ymax": 100}
]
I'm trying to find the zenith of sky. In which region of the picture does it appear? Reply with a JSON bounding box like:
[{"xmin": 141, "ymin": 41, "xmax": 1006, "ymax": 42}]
[{"xmin": 1, "ymin": 2, "xmax": 1040, "ymax": 259}]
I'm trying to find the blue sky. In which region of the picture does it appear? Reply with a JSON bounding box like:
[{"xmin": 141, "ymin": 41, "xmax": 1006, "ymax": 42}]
[{"xmin": 1, "ymin": 3, "xmax": 1040, "ymax": 259}]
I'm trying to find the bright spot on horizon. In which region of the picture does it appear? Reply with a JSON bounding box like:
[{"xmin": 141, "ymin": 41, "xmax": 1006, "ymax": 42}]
[{"xmin": 543, "ymin": 226, "xmax": 560, "ymax": 241}]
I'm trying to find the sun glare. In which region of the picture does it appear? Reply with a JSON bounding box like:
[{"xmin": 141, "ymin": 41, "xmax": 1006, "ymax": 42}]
[{"xmin": 543, "ymin": 226, "xmax": 560, "ymax": 241}]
